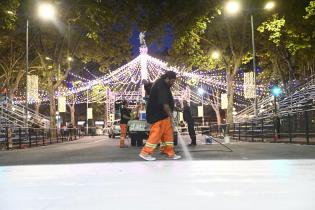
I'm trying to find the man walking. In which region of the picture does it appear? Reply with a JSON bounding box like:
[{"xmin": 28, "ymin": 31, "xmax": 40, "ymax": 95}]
[
  {"xmin": 120, "ymin": 100, "xmax": 131, "ymax": 148},
  {"xmin": 139, "ymin": 71, "xmax": 181, "ymax": 161},
  {"xmin": 183, "ymin": 100, "xmax": 197, "ymax": 146}
]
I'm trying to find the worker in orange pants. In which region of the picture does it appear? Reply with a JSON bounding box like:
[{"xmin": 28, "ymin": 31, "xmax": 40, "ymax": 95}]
[
  {"xmin": 120, "ymin": 124, "xmax": 128, "ymax": 147},
  {"xmin": 140, "ymin": 117, "xmax": 177, "ymax": 159},
  {"xmin": 139, "ymin": 71, "xmax": 181, "ymax": 161},
  {"xmin": 120, "ymin": 100, "xmax": 131, "ymax": 148}
]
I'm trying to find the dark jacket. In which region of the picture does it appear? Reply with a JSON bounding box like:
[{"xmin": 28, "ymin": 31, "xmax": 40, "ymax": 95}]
[{"xmin": 146, "ymin": 78, "xmax": 174, "ymax": 124}]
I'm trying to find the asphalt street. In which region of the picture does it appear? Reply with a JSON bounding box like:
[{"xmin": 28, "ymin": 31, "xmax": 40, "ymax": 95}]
[{"xmin": 1, "ymin": 134, "xmax": 315, "ymax": 166}]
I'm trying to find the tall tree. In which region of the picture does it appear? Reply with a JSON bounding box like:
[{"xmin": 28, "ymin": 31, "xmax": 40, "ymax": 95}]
[
  {"xmin": 23, "ymin": 0, "xmax": 137, "ymax": 128},
  {"xmin": 166, "ymin": 0, "xmax": 252, "ymax": 124}
]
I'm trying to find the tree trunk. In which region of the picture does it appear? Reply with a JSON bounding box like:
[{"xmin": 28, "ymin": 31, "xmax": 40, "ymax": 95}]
[
  {"xmin": 226, "ymin": 70, "xmax": 234, "ymax": 125},
  {"xmin": 7, "ymin": 91, "xmax": 15, "ymax": 148},
  {"xmin": 70, "ymin": 105, "xmax": 75, "ymax": 125},
  {"xmin": 104, "ymin": 102, "xmax": 107, "ymax": 124},
  {"xmin": 213, "ymin": 107, "xmax": 221, "ymax": 126},
  {"xmin": 49, "ymin": 87, "xmax": 56, "ymax": 129},
  {"xmin": 35, "ymin": 102, "xmax": 41, "ymax": 115}
]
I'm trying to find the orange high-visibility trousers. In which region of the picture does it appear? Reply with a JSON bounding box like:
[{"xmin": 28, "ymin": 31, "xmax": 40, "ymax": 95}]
[
  {"xmin": 140, "ymin": 117, "xmax": 175, "ymax": 157},
  {"xmin": 120, "ymin": 124, "xmax": 127, "ymax": 146}
]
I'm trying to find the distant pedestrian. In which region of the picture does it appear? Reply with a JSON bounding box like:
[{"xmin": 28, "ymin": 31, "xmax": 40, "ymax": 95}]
[
  {"xmin": 183, "ymin": 100, "xmax": 197, "ymax": 146},
  {"xmin": 139, "ymin": 71, "xmax": 181, "ymax": 161},
  {"xmin": 120, "ymin": 100, "xmax": 131, "ymax": 148},
  {"xmin": 67, "ymin": 123, "xmax": 74, "ymax": 141}
]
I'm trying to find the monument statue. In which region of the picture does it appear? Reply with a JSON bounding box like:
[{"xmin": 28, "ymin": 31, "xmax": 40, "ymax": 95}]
[{"xmin": 139, "ymin": 31, "xmax": 146, "ymax": 46}]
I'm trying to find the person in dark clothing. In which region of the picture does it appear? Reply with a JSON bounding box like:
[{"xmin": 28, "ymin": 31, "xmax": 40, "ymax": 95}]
[
  {"xmin": 139, "ymin": 71, "xmax": 181, "ymax": 161},
  {"xmin": 120, "ymin": 100, "xmax": 131, "ymax": 148},
  {"xmin": 183, "ymin": 100, "xmax": 197, "ymax": 146},
  {"xmin": 67, "ymin": 123, "xmax": 74, "ymax": 141}
]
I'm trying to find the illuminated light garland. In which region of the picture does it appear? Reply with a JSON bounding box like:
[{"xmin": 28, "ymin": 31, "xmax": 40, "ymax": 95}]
[
  {"xmin": 84, "ymin": 67, "xmax": 99, "ymax": 79},
  {"xmin": 13, "ymin": 45, "xmax": 269, "ymax": 110}
]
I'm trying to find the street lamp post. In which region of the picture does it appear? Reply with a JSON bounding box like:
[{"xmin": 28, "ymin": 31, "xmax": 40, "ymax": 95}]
[
  {"xmin": 225, "ymin": 1, "xmax": 275, "ymax": 117},
  {"xmin": 250, "ymin": 14, "xmax": 258, "ymax": 117},
  {"xmin": 271, "ymin": 85, "xmax": 282, "ymax": 140},
  {"xmin": 25, "ymin": 2, "xmax": 55, "ymax": 130},
  {"xmin": 25, "ymin": 19, "xmax": 29, "ymax": 129}
]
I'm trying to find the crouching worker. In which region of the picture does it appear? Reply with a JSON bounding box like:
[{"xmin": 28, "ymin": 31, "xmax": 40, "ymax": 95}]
[
  {"xmin": 120, "ymin": 100, "xmax": 131, "ymax": 148},
  {"xmin": 139, "ymin": 71, "xmax": 181, "ymax": 161}
]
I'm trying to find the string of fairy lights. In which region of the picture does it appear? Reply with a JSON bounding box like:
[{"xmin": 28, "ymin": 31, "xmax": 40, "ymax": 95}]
[{"xmin": 13, "ymin": 46, "xmax": 269, "ymax": 110}]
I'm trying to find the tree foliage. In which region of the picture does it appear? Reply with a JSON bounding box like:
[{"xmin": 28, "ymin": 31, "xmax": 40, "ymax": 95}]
[
  {"xmin": 0, "ymin": 0, "xmax": 20, "ymax": 30},
  {"xmin": 256, "ymin": 0, "xmax": 315, "ymax": 88}
]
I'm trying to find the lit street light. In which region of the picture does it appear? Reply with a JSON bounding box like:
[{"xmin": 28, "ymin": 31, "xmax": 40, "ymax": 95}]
[
  {"xmin": 212, "ymin": 51, "xmax": 220, "ymax": 60},
  {"xmin": 264, "ymin": 1, "xmax": 275, "ymax": 10},
  {"xmin": 225, "ymin": 1, "xmax": 241, "ymax": 15},
  {"xmin": 225, "ymin": 1, "xmax": 275, "ymax": 117},
  {"xmin": 37, "ymin": 2, "xmax": 56, "ymax": 21},
  {"xmin": 271, "ymin": 85, "xmax": 282, "ymax": 97},
  {"xmin": 271, "ymin": 84, "xmax": 282, "ymax": 140}
]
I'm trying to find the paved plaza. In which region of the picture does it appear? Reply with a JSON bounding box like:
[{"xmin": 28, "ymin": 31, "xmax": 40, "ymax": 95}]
[{"xmin": 1, "ymin": 135, "xmax": 315, "ymax": 209}]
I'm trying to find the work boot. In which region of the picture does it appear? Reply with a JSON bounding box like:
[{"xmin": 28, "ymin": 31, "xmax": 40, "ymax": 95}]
[
  {"xmin": 167, "ymin": 154, "xmax": 181, "ymax": 160},
  {"xmin": 139, "ymin": 154, "xmax": 156, "ymax": 161}
]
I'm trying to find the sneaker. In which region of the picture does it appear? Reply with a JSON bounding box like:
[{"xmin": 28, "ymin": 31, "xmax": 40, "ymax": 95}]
[
  {"xmin": 168, "ymin": 154, "xmax": 181, "ymax": 160},
  {"xmin": 188, "ymin": 143, "xmax": 197, "ymax": 147},
  {"xmin": 139, "ymin": 154, "xmax": 156, "ymax": 161}
]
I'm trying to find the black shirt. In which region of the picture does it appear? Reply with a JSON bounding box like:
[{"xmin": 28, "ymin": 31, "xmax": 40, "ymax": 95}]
[
  {"xmin": 146, "ymin": 78, "xmax": 174, "ymax": 124},
  {"xmin": 183, "ymin": 106, "xmax": 193, "ymax": 123},
  {"xmin": 120, "ymin": 107, "xmax": 131, "ymax": 124}
]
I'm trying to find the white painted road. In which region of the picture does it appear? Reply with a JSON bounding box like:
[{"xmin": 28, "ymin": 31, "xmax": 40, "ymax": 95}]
[{"xmin": 1, "ymin": 160, "xmax": 315, "ymax": 210}]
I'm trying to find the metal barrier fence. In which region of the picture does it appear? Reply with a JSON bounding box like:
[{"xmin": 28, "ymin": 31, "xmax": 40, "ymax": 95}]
[
  {"xmin": 0, "ymin": 128, "xmax": 82, "ymax": 150},
  {"xmin": 207, "ymin": 109, "xmax": 315, "ymax": 144}
]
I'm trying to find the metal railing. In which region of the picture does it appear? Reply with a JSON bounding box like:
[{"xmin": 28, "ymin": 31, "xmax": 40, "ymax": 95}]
[
  {"xmin": 207, "ymin": 109, "xmax": 315, "ymax": 144},
  {"xmin": 0, "ymin": 128, "xmax": 82, "ymax": 150}
]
